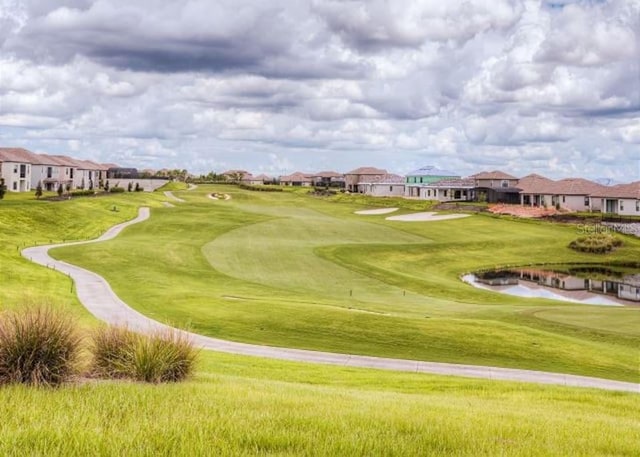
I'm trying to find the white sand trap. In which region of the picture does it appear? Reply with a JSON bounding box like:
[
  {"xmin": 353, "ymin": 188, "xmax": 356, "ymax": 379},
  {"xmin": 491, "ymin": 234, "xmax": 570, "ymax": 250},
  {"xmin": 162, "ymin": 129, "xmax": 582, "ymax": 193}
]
[
  {"xmin": 355, "ymin": 207, "xmax": 399, "ymax": 215},
  {"xmin": 208, "ymin": 194, "xmax": 219, "ymax": 200},
  {"xmin": 162, "ymin": 202, "xmax": 175, "ymax": 207},
  {"xmin": 386, "ymin": 212, "xmax": 470, "ymax": 222}
]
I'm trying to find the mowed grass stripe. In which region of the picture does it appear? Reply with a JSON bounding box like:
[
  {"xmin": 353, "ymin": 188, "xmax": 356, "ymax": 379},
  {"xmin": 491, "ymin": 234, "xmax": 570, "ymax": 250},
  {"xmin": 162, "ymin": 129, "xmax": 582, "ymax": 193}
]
[{"xmin": 50, "ymin": 186, "xmax": 640, "ymax": 382}]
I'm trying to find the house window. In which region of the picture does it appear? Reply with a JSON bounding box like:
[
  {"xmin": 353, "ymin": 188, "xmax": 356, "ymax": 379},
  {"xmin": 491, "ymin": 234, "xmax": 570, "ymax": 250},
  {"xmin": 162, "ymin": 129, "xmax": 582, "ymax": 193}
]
[
  {"xmin": 562, "ymin": 196, "xmax": 565, "ymax": 203},
  {"xmin": 443, "ymin": 190, "xmax": 448, "ymax": 197},
  {"xmin": 13, "ymin": 166, "xmax": 17, "ymax": 173},
  {"xmin": 19, "ymin": 164, "xmax": 26, "ymax": 178},
  {"xmin": 620, "ymin": 201, "xmax": 624, "ymax": 211},
  {"xmin": 584, "ymin": 197, "xmax": 589, "ymax": 206},
  {"xmin": 389, "ymin": 186, "xmax": 393, "ymax": 192},
  {"xmin": 501, "ymin": 180, "xmax": 509, "ymax": 188},
  {"xmin": 636, "ymin": 201, "xmax": 639, "ymax": 212},
  {"xmin": 47, "ymin": 167, "xmax": 53, "ymax": 178},
  {"xmin": 12, "ymin": 182, "xmax": 17, "ymax": 190},
  {"xmin": 70, "ymin": 169, "xmax": 74, "ymax": 179}
]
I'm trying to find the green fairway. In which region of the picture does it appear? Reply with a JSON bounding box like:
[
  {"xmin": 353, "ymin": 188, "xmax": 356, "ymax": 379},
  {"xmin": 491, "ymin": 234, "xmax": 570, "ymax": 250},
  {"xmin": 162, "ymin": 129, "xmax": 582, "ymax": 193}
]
[
  {"xmin": 1, "ymin": 186, "xmax": 639, "ymax": 455},
  {"xmin": 49, "ymin": 185, "xmax": 640, "ymax": 382}
]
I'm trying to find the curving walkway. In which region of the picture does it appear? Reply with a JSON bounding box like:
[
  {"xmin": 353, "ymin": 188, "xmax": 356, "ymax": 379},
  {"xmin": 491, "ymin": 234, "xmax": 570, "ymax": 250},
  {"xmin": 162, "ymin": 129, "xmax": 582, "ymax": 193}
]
[
  {"xmin": 22, "ymin": 208, "xmax": 640, "ymax": 393},
  {"xmin": 163, "ymin": 191, "xmax": 185, "ymax": 202}
]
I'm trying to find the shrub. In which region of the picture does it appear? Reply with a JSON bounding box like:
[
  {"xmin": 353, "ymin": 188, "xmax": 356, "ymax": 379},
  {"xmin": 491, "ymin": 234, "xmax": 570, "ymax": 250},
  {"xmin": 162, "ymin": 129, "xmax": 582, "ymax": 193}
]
[
  {"xmin": 568, "ymin": 233, "xmax": 623, "ymax": 254},
  {"xmin": 70, "ymin": 189, "xmax": 96, "ymax": 197},
  {"xmin": 109, "ymin": 187, "xmax": 126, "ymax": 193},
  {"xmin": 91, "ymin": 326, "xmax": 198, "ymax": 383},
  {"xmin": 0, "ymin": 307, "xmax": 81, "ymax": 386}
]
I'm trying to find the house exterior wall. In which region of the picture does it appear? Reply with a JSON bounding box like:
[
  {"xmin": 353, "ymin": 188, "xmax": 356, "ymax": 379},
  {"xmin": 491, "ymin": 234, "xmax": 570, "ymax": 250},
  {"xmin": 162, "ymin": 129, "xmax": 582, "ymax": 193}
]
[
  {"xmin": 0, "ymin": 161, "xmax": 32, "ymax": 192},
  {"xmin": 474, "ymin": 178, "xmax": 519, "ymax": 188},
  {"xmin": 361, "ymin": 183, "xmax": 405, "ymax": 197},
  {"xmin": 558, "ymin": 194, "xmax": 593, "ymax": 212}
]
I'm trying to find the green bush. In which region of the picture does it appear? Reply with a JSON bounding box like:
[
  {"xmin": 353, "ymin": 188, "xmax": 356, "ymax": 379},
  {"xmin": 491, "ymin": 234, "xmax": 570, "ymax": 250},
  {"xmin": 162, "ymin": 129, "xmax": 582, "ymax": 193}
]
[
  {"xmin": 568, "ymin": 233, "xmax": 623, "ymax": 254},
  {"xmin": 109, "ymin": 187, "xmax": 126, "ymax": 193},
  {"xmin": 0, "ymin": 307, "xmax": 81, "ymax": 386},
  {"xmin": 91, "ymin": 326, "xmax": 198, "ymax": 383},
  {"xmin": 70, "ymin": 189, "xmax": 96, "ymax": 197}
]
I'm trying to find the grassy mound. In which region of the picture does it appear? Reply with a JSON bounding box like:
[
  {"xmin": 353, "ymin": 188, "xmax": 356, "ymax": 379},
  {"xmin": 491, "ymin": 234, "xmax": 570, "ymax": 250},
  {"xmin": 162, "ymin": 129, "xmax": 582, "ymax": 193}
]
[
  {"xmin": 92, "ymin": 326, "xmax": 198, "ymax": 383},
  {"xmin": 569, "ymin": 233, "xmax": 623, "ymax": 253},
  {"xmin": 0, "ymin": 307, "xmax": 81, "ymax": 386}
]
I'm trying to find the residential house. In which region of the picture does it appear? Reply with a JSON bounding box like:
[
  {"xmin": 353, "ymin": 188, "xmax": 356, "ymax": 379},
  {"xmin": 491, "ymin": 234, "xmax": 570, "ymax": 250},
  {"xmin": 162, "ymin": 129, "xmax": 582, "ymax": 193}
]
[
  {"xmin": 419, "ymin": 178, "xmax": 476, "ymax": 202},
  {"xmin": 222, "ymin": 170, "xmax": 251, "ymax": 182},
  {"xmin": 592, "ymin": 181, "xmax": 640, "ymax": 215},
  {"xmin": 517, "ymin": 174, "xmax": 556, "ymax": 207},
  {"xmin": 0, "ymin": 147, "xmax": 38, "ymax": 192},
  {"xmin": 48, "ymin": 155, "xmax": 80, "ymax": 189},
  {"xmin": 471, "ymin": 170, "xmax": 521, "ymax": 203},
  {"xmin": 405, "ymin": 166, "xmax": 460, "ymax": 197},
  {"xmin": 31, "ymin": 154, "xmax": 75, "ymax": 192},
  {"xmin": 309, "ymin": 171, "xmax": 345, "ymax": 188},
  {"xmin": 279, "ymin": 172, "xmax": 313, "ymax": 186},
  {"xmin": 244, "ymin": 174, "xmax": 272, "ymax": 185},
  {"xmin": 344, "ymin": 167, "xmax": 387, "ymax": 192},
  {"xmin": 551, "ymin": 178, "xmax": 606, "ymax": 212},
  {"xmin": 359, "ymin": 174, "xmax": 405, "ymax": 197}
]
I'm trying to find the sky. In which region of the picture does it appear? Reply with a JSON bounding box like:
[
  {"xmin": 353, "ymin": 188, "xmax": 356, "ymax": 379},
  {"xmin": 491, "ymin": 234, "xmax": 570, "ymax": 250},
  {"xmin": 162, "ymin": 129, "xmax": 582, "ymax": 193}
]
[{"xmin": 0, "ymin": 0, "xmax": 639, "ymax": 181}]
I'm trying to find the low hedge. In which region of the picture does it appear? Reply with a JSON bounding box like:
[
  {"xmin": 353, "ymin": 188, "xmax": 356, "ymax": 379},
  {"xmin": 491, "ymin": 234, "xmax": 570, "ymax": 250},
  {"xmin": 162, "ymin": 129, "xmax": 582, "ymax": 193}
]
[{"xmin": 109, "ymin": 187, "xmax": 126, "ymax": 193}]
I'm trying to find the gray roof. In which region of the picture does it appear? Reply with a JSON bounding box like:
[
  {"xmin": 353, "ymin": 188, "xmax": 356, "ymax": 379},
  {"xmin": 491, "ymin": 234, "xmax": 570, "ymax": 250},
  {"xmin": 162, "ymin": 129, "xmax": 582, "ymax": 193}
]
[{"xmin": 407, "ymin": 165, "xmax": 459, "ymax": 177}]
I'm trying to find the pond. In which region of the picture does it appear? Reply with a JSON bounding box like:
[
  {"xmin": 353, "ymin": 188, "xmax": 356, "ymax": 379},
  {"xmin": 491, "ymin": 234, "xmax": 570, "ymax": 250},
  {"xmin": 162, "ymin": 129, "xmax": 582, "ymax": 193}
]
[{"xmin": 463, "ymin": 264, "xmax": 640, "ymax": 306}]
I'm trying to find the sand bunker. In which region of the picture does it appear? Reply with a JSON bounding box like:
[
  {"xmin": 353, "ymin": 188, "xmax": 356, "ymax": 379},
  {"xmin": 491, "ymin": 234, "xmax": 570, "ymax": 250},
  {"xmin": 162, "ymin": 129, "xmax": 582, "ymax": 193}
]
[
  {"xmin": 209, "ymin": 193, "xmax": 232, "ymax": 201},
  {"xmin": 355, "ymin": 208, "xmax": 399, "ymax": 215},
  {"xmin": 386, "ymin": 212, "xmax": 470, "ymax": 222}
]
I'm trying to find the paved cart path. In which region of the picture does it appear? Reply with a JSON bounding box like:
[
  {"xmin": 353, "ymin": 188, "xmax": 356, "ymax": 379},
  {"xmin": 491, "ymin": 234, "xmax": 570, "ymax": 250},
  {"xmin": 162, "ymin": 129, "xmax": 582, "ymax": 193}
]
[{"xmin": 22, "ymin": 208, "xmax": 640, "ymax": 393}]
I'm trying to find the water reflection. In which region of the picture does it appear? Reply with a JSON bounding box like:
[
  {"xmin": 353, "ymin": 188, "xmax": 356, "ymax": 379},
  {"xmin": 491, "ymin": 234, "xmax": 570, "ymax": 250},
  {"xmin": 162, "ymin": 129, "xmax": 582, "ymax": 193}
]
[{"xmin": 463, "ymin": 265, "xmax": 640, "ymax": 306}]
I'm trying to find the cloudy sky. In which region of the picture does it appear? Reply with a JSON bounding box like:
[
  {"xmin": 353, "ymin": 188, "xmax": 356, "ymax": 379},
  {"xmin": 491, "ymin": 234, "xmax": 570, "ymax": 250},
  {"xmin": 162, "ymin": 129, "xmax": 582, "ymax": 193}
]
[{"xmin": 0, "ymin": 0, "xmax": 638, "ymax": 180}]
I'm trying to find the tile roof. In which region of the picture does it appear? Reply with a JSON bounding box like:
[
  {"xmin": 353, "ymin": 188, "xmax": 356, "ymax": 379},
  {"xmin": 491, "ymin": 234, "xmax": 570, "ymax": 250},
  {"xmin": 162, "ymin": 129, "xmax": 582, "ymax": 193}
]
[
  {"xmin": 592, "ymin": 181, "xmax": 640, "ymax": 199},
  {"xmin": 0, "ymin": 147, "xmax": 41, "ymax": 164},
  {"xmin": 407, "ymin": 165, "xmax": 459, "ymax": 177},
  {"xmin": 345, "ymin": 166, "xmax": 387, "ymax": 175},
  {"xmin": 252, "ymin": 174, "xmax": 271, "ymax": 180},
  {"xmin": 551, "ymin": 178, "xmax": 606, "ymax": 196},
  {"xmin": 471, "ymin": 170, "xmax": 518, "ymax": 180},
  {"xmin": 516, "ymin": 173, "xmax": 555, "ymax": 194},
  {"xmin": 311, "ymin": 171, "xmax": 344, "ymax": 178},
  {"xmin": 280, "ymin": 172, "xmax": 312, "ymax": 182}
]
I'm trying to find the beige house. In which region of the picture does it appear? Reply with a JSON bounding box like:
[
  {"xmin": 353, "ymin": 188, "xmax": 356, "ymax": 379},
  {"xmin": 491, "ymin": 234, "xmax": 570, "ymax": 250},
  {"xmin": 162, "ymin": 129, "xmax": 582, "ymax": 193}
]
[
  {"xmin": 344, "ymin": 167, "xmax": 387, "ymax": 192},
  {"xmin": 279, "ymin": 172, "xmax": 313, "ymax": 186},
  {"xmin": 31, "ymin": 154, "xmax": 76, "ymax": 192},
  {"xmin": 592, "ymin": 181, "xmax": 640, "ymax": 215},
  {"xmin": 551, "ymin": 178, "xmax": 606, "ymax": 212},
  {"xmin": 0, "ymin": 147, "xmax": 37, "ymax": 192},
  {"xmin": 359, "ymin": 174, "xmax": 405, "ymax": 197},
  {"xmin": 309, "ymin": 171, "xmax": 345, "ymax": 188},
  {"xmin": 471, "ymin": 170, "xmax": 521, "ymax": 203},
  {"xmin": 517, "ymin": 174, "xmax": 556, "ymax": 207}
]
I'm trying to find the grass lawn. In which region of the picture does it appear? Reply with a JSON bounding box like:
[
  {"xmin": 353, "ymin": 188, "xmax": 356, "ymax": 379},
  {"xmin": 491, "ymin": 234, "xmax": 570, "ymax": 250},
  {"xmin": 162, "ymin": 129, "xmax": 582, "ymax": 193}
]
[
  {"xmin": 0, "ymin": 350, "xmax": 638, "ymax": 456},
  {"xmin": 48, "ymin": 185, "xmax": 640, "ymax": 382},
  {"xmin": 1, "ymin": 186, "xmax": 639, "ymax": 455}
]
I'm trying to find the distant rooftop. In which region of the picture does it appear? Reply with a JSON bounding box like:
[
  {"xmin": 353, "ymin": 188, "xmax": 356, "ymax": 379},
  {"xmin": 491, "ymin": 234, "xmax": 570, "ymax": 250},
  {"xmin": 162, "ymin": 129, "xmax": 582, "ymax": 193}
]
[{"xmin": 407, "ymin": 165, "xmax": 459, "ymax": 177}]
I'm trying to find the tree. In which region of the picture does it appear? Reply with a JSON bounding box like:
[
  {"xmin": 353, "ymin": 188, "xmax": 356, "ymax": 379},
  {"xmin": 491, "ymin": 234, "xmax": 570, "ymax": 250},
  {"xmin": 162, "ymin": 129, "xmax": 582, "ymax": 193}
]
[
  {"xmin": 66, "ymin": 183, "xmax": 71, "ymax": 193},
  {"xmin": 135, "ymin": 182, "xmax": 141, "ymax": 192},
  {"xmin": 104, "ymin": 180, "xmax": 110, "ymax": 192},
  {"xmin": 35, "ymin": 182, "xmax": 43, "ymax": 199},
  {"xmin": 127, "ymin": 182, "xmax": 133, "ymax": 192},
  {"xmin": 57, "ymin": 183, "xmax": 64, "ymax": 197},
  {"xmin": 0, "ymin": 178, "xmax": 6, "ymax": 200}
]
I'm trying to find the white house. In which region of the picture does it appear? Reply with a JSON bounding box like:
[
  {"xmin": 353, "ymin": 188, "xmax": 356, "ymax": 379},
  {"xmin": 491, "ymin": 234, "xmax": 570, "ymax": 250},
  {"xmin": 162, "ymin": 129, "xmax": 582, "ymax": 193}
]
[
  {"xmin": 416, "ymin": 178, "xmax": 476, "ymax": 202},
  {"xmin": 551, "ymin": 178, "xmax": 605, "ymax": 212},
  {"xmin": 359, "ymin": 174, "xmax": 405, "ymax": 197},
  {"xmin": 0, "ymin": 147, "xmax": 37, "ymax": 192},
  {"xmin": 593, "ymin": 182, "xmax": 640, "ymax": 215}
]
